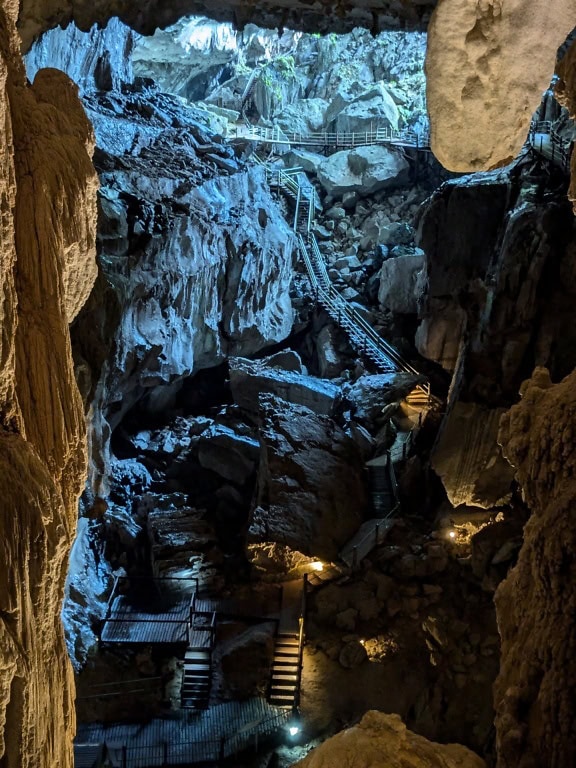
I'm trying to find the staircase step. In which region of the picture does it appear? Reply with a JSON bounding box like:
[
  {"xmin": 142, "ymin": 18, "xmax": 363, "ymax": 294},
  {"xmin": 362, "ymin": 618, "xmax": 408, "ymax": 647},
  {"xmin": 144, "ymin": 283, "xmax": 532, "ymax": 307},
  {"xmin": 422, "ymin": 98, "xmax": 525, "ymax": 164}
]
[{"xmin": 269, "ymin": 694, "xmax": 296, "ymax": 704}]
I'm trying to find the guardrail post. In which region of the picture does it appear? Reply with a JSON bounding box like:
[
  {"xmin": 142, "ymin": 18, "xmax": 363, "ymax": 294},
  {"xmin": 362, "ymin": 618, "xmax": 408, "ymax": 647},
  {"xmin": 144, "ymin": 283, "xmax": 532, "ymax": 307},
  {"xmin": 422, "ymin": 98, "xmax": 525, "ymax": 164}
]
[
  {"xmin": 220, "ymin": 736, "xmax": 226, "ymax": 761},
  {"xmin": 122, "ymin": 746, "xmax": 127, "ymax": 768},
  {"xmin": 162, "ymin": 741, "xmax": 168, "ymax": 766}
]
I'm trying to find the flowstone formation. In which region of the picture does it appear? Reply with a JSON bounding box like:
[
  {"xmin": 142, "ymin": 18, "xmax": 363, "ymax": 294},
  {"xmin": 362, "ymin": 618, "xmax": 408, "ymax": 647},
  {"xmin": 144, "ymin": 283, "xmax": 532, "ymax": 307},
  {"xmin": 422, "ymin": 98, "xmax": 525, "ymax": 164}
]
[
  {"xmin": 0, "ymin": 2, "xmax": 97, "ymax": 767},
  {"xmin": 495, "ymin": 367, "xmax": 576, "ymax": 768}
]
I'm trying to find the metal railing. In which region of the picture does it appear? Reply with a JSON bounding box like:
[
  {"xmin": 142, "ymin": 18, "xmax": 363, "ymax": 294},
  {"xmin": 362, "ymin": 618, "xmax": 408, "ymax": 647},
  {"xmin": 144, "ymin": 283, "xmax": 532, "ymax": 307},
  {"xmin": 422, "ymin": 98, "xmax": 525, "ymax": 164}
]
[
  {"xmin": 528, "ymin": 119, "xmax": 573, "ymax": 172},
  {"xmin": 106, "ymin": 709, "xmax": 292, "ymax": 767},
  {"xmin": 293, "ymin": 574, "xmax": 307, "ymax": 711},
  {"xmin": 257, "ymin": 155, "xmax": 431, "ymax": 401},
  {"xmin": 237, "ymin": 122, "xmax": 430, "ymax": 150}
]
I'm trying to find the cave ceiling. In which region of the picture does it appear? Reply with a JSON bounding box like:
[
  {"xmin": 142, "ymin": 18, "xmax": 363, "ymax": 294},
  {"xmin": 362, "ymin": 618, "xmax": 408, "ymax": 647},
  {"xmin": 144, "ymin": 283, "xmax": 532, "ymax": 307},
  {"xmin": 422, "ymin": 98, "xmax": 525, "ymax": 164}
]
[
  {"xmin": 17, "ymin": 0, "xmax": 576, "ymax": 176},
  {"xmin": 17, "ymin": 0, "xmax": 437, "ymax": 52}
]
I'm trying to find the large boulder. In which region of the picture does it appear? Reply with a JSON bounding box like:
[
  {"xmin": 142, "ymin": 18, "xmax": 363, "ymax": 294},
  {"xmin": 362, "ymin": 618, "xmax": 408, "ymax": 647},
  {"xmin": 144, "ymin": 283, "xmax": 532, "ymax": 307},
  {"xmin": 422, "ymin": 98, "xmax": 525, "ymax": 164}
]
[
  {"xmin": 250, "ymin": 396, "xmax": 367, "ymax": 559},
  {"xmin": 317, "ymin": 145, "xmax": 409, "ymax": 198},
  {"xmin": 378, "ymin": 248, "xmax": 426, "ymax": 314},
  {"xmin": 293, "ymin": 710, "xmax": 486, "ymax": 768},
  {"xmin": 330, "ymin": 83, "xmax": 400, "ymax": 134},
  {"xmin": 343, "ymin": 373, "xmax": 425, "ymax": 428},
  {"xmin": 229, "ymin": 355, "xmax": 341, "ymax": 418},
  {"xmin": 276, "ymin": 98, "xmax": 329, "ymax": 135}
]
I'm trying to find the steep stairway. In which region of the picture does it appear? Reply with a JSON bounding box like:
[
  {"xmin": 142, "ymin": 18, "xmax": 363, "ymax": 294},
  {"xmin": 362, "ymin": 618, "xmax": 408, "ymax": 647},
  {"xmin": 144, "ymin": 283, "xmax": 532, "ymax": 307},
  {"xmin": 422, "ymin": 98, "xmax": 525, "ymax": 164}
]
[
  {"xmin": 181, "ymin": 611, "xmax": 216, "ymax": 709},
  {"xmin": 181, "ymin": 646, "xmax": 212, "ymax": 709},
  {"xmin": 268, "ymin": 632, "xmax": 300, "ymax": 708}
]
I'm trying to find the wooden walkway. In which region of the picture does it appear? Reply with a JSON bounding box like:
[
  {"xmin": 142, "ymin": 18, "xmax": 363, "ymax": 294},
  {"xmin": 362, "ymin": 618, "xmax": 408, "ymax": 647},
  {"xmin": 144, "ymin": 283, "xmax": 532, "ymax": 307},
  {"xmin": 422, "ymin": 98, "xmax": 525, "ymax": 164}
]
[{"xmin": 76, "ymin": 699, "xmax": 290, "ymax": 767}]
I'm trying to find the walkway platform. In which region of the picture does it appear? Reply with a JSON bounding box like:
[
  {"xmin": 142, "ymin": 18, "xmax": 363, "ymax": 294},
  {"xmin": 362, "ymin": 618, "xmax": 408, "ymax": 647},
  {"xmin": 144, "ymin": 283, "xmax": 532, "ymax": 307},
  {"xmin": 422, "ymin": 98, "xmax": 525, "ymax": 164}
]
[
  {"xmin": 76, "ymin": 699, "xmax": 290, "ymax": 767},
  {"xmin": 100, "ymin": 596, "xmax": 189, "ymax": 645},
  {"xmin": 340, "ymin": 518, "xmax": 395, "ymax": 569}
]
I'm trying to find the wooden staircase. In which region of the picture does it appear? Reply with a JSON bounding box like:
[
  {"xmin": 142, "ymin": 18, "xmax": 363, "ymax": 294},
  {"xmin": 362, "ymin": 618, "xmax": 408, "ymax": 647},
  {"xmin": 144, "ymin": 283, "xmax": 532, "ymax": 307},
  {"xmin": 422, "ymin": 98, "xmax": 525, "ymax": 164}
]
[{"xmin": 268, "ymin": 632, "xmax": 300, "ymax": 708}]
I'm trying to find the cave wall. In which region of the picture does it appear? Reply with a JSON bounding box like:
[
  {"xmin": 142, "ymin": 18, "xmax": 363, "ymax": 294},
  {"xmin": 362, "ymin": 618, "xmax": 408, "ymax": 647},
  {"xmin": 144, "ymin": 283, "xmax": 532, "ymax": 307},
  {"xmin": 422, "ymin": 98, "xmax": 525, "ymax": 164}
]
[
  {"xmin": 496, "ymin": 368, "xmax": 576, "ymax": 768},
  {"xmin": 426, "ymin": 0, "xmax": 576, "ymax": 172},
  {"xmin": 0, "ymin": 1, "xmax": 98, "ymax": 765},
  {"xmin": 1, "ymin": 0, "xmax": 576, "ymax": 765}
]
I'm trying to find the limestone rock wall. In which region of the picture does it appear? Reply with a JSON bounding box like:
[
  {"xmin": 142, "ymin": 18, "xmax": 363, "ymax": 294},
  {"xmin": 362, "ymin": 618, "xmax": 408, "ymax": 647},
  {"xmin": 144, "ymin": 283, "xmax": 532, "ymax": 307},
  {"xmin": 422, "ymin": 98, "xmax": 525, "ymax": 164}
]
[
  {"xmin": 70, "ymin": 86, "xmax": 296, "ymax": 495},
  {"xmin": 495, "ymin": 367, "xmax": 576, "ymax": 768},
  {"xmin": 0, "ymin": 3, "xmax": 98, "ymax": 766},
  {"xmin": 426, "ymin": 0, "xmax": 576, "ymax": 172}
]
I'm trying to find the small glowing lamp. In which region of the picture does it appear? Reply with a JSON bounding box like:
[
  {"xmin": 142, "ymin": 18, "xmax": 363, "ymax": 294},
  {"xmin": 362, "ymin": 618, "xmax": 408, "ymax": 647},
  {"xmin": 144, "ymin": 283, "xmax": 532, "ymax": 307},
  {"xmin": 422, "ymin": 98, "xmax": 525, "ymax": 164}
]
[
  {"xmin": 311, "ymin": 561, "xmax": 324, "ymax": 572},
  {"xmin": 289, "ymin": 725, "xmax": 300, "ymax": 737},
  {"xmin": 359, "ymin": 639, "xmax": 366, "ymax": 646},
  {"xmin": 448, "ymin": 530, "xmax": 456, "ymax": 539}
]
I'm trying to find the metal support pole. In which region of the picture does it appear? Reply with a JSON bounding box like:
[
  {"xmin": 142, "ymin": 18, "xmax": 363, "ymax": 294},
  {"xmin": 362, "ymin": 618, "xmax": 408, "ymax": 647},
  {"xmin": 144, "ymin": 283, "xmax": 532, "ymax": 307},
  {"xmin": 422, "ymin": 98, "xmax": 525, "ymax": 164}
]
[{"xmin": 122, "ymin": 746, "xmax": 127, "ymax": 768}]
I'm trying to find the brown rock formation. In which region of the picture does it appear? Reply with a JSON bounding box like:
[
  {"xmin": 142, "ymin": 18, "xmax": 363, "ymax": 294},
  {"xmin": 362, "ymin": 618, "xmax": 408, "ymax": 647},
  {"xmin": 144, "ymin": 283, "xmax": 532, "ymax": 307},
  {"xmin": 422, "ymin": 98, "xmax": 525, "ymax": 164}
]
[
  {"xmin": 293, "ymin": 710, "xmax": 486, "ymax": 768},
  {"xmin": 495, "ymin": 367, "xmax": 576, "ymax": 768},
  {"xmin": 426, "ymin": 0, "xmax": 575, "ymax": 172},
  {"xmin": 0, "ymin": 3, "xmax": 97, "ymax": 765}
]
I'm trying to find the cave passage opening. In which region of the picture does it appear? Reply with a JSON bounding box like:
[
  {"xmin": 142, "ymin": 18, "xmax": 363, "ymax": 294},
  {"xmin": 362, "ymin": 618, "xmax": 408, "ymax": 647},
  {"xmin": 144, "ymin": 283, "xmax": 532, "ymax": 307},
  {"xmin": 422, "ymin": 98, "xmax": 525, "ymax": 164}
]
[{"xmin": 20, "ymin": 13, "xmax": 576, "ymax": 768}]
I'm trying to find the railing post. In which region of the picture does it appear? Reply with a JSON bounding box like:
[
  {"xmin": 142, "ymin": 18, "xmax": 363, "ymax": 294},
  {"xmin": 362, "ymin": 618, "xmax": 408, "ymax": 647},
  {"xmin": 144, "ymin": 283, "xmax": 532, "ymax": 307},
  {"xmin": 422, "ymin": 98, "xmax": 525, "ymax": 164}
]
[
  {"xmin": 122, "ymin": 746, "xmax": 127, "ymax": 768},
  {"xmin": 163, "ymin": 741, "xmax": 168, "ymax": 766}
]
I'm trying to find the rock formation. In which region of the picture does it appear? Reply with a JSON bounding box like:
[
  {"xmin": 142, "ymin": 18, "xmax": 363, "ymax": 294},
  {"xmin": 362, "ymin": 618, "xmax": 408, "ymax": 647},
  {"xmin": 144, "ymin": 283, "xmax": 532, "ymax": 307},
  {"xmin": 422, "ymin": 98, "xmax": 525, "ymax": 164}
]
[
  {"xmin": 0, "ymin": 4, "xmax": 97, "ymax": 767},
  {"xmin": 426, "ymin": 0, "xmax": 575, "ymax": 172},
  {"xmin": 495, "ymin": 367, "xmax": 576, "ymax": 768},
  {"xmin": 292, "ymin": 710, "xmax": 486, "ymax": 768}
]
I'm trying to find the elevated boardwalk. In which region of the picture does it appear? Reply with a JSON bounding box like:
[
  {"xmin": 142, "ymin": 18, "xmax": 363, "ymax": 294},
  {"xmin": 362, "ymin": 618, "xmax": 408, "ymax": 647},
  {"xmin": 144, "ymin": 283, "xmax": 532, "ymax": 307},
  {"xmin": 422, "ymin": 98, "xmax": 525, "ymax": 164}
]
[
  {"xmin": 234, "ymin": 122, "xmax": 430, "ymax": 151},
  {"xmin": 529, "ymin": 120, "xmax": 572, "ymax": 172},
  {"xmin": 100, "ymin": 596, "xmax": 189, "ymax": 645},
  {"xmin": 76, "ymin": 699, "xmax": 290, "ymax": 768}
]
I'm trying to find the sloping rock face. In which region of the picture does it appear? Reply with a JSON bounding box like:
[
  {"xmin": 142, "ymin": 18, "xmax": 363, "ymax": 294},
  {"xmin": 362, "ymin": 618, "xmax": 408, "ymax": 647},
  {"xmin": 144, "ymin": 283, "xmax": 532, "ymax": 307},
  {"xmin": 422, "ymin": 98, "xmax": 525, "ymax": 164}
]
[
  {"xmin": 432, "ymin": 402, "xmax": 514, "ymax": 509},
  {"xmin": 416, "ymin": 168, "xmax": 576, "ymax": 399},
  {"xmin": 70, "ymin": 85, "xmax": 295, "ymax": 495},
  {"xmin": 0, "ymin": 5, "xmax": 97, "ymax": 766},
  {"xmin": 495, "ymin": 367, "xmax": 576, "ymax": 768},
  {"xmin": 251, "ymin": 395, "xmax": 367, "ymax": 560},
  {"xmin": 293, "ymin": 710, "xmax": 486, "ymax": 768},
  {"xmin": 426, "ymin": 0, "xmax": 575, "ymax": 172}
]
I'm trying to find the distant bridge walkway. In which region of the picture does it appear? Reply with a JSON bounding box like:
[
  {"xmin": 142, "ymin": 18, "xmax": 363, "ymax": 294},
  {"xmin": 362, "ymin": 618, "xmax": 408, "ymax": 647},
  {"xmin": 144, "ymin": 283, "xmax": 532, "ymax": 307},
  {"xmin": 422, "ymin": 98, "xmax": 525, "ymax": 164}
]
[{"xmin": 234, "ymin": 122, "xmax": 430, "ymax": 151}]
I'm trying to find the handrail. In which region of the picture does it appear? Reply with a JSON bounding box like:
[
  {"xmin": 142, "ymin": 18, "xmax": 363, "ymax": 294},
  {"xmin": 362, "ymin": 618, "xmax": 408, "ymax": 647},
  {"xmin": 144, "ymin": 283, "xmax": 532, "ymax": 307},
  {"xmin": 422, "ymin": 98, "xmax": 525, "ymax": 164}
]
[
  {"xmin": 106, "ymin": 709, "xmax": 292, "ymax": 766},
  {"xmin": 528, "ymin": 119, "xmax": 573, "ymax": 172},
  {"xmin": 294, "ymin": 575, "xmax": 307, "ymax": 710},
  {"xmin": 237, "ymin": 122, "xmax": 430, "ymax": 150},
  {"xmin": 260, "ymin": 157, "xmax": 430, "ymax": 401}
]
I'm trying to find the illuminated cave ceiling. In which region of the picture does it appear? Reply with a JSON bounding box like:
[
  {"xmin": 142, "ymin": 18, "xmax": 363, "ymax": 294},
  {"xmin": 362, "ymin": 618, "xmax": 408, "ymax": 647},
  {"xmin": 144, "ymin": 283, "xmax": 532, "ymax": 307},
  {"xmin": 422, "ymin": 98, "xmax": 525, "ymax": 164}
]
[{"xmin": 16, "ymin": 0, "xmax": 576, "ymax": 178}]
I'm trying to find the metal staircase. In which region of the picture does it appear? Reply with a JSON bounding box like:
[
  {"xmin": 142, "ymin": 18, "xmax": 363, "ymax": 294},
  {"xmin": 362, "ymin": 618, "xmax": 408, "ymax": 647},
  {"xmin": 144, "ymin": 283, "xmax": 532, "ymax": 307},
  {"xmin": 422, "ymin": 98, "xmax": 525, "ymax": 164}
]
[
  {"xmin": 181, "ymin": 601, "xmax": 217, "ymax": 709},
  {"xmin": 268, "ymin": 632, "xmax": 300, "ymax": 707},
  {"xmin": 261, "ymin": 161, "xmax": 430, "ymax": 403}
]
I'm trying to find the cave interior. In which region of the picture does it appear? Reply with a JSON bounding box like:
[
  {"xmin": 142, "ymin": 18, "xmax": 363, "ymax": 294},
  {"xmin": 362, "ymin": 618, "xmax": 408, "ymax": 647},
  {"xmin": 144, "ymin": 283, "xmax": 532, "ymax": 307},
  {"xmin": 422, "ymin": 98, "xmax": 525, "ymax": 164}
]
[{"xmin": 2, "ymin": 3, "xmax": 576, "ymax": 768}]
